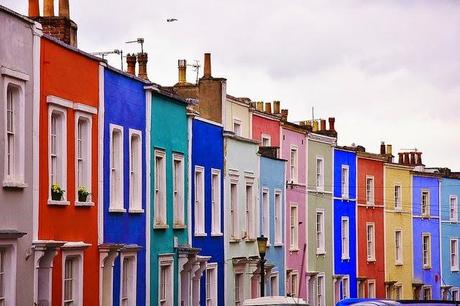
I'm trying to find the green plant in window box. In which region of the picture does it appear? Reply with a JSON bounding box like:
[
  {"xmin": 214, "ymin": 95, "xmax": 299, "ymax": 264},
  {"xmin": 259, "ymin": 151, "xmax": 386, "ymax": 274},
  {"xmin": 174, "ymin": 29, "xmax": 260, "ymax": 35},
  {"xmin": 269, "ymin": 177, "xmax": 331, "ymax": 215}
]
[
  {"xmin": 51, "ymin": 184, "xmax": 65, "ymax": 201},
  {"xmin": 78, "ymin": 186, "xmax": 90, "ymax": 202}
]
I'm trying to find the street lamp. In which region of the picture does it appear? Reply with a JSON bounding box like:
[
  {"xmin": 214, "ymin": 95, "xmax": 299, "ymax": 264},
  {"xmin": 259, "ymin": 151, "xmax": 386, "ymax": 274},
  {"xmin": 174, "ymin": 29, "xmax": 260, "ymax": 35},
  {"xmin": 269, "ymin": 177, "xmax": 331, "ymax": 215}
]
[{"xmin": 257, "ymin": 235, "xmax": 268, "ymax": 297}]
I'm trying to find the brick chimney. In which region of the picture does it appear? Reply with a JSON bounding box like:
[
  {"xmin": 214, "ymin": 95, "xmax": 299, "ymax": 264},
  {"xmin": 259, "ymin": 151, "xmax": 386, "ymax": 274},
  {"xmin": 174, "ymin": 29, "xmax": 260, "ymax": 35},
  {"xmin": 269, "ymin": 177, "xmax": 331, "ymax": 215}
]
[
  {"xmin": 256, "ymin": 101, "xmax": 264, "ymax": 111},
  {"xmin": 398, "ymin": 153, "xmax": 404, "ymax": 164},
  {"xmin": 203, "ymin": 53, "xmax": 212, "ymax": 78},
  {"xmin": 178, "ymin": 59, "xmax": 187, "ymax": 84},
  {"xmin": 328, "ymin": 117, "xmax": 335, "ymax": 131},
  {"xmin": 126, "ymin": 54, "xmax": 136, "ymax": 76},
  {"xmin": 265, "ymin": 102, "xmax": 272, "ymax": 113},
  {"xmin": 30, "ymin": 0, "xmax": 78, "ymax": 47},
  {"xmin": 273, "ymin": 101, "xmax": 280, "ymax": 114},
  {"xmin": 320, "ymin": 119, "xmax": 326, "ymax": 131},
  {"xmin": 416, "ymin": 152, "xmax": 423, "ymax": 165},
  {"xmin": 137, "ymin": 53, "xmax": 148, "ymax": 80}
]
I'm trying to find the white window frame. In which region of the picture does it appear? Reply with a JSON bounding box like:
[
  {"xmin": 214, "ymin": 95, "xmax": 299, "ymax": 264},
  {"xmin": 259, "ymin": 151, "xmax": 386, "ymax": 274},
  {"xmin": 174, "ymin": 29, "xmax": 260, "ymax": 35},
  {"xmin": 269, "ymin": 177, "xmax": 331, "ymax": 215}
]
[
  {"xmin": 316, "ymin": 156, "xmax": 324, "ymax": 191},
  {"xmin": 394, "ymin": 184, "xmax": 402, "ymax": 210},
  {"xmin": 451, "ymin": 239, "xmax": 459, "ymax": 271},
  {"xmin": 62, "ymin": 251, "xmax": 83, "ymax": 306},
  {"xmin": 290, "ymin": 271, "xmax": 299, "ymax": 297},
  {"xmin": 172, "ymin": 153, "xmax": 184, "ymax": 226},
  {"xmin": 422, "ymin": 286, "xmax": 432, "ymax": 300},
  {"xmin": 366, "ymin": 176, "xmax": 375, "ymax": 206},
  {"xmin": 261, "ymin": 134, "xmax": 271, "ymax": 147},
  {"xmin": 317, "ymin": 274, "xmax": 325, "ymax": 306},
  {"xmin": 421, "ymin": 190, "xmax": 430, "ymax": 217},
  {"xmin": 395, "ymin": 230, "xmax": 403, "ymax": 265},
  {"xmin": 154, "ymin": 149, "xmax": 167, "ymax": 227},
  {"xmin": 120, "ymin": 253, "xmax": 137, "ymax": 306},
  {"xmin": 194, "ymin": 166, "xmax": 205, "ymax": 235},
  {"xmin": 245, "ymin": 179, "xmax": 255, "ymax": 240},
  {"xmin": 450, "ymin": 196, "xmax": 458, "ymax": 222},
  {"xmin": 233, "ymin": 118, "xmax": 242, "ymax": 136},
  {"xmin": 342, "ymin": 276, "xmax": 350, "ymax": 299},
  {"xmin": 290, "ymin": 146, "xmax": 298, "ymax": 183},
  {"xmin": 341, "ymin": 217, "xmax": 350, "ymax": 260},
  {"xmin": 75, "ymin": 113, "xmax": 92, "ymax": 205},
  {"xmin": 262, "ymin": 188, "xmax": 270, "ymax": 244},
  {"xmin": 422, "ymin": 233, "xmax": 431, "ymax": 269},
  {"xmin": 230, "ymin": 176, "xmax": 239, "ymax": 240},
  {"xmin": 451, "ymin": 288, "xmax": 459, "ymax": 301},
  {"xmin": 128, "ymin": 129, "xmax": 143, "ymax": 213},
  {"xmin": 274, "ymin": 190, "xmax": 282, "ymax": 245},
  {"xmin": 158, "ymin": 255, "xmax": 173, "ymax": 306},
  {"xmin": 394, "ymin": 284, "xmax": 402, "ymax": 300},
  {"xmin": 211, "ymin": 169, "xmax": 222, "ymax": 235},
  {"xmin": 0, "ymin": 242, "xmax": 18, "ymax": 306},
  {"xmin": 366, "ymin": 223, "xmax": 375, "ymax": 261},
  {"xmin": 109, "ymin": 124, "xmax": 124, "ymax": 211},
  {"xmin": 341, "ymin": 165, "xmax": 349, "ymax": 199},
  {"xmin": 367, "ymin": 280, "xmax": 376, "ymax": 298},
  {"xmin": 234, "ymin": 272, "xmax": 244, "ymax": 306},
  {"xmin": 270, "ymin": 273, "xmax": 279, "ymax": 296},
  {"xmin": 48, "ymin": 106, "xmax": 68, "ymax": 204},
  {"xmin": 290, "ymin": 204, "xmax": 299, "ymax": 251},
  {"xmin": 3, "ymin": 77, "xmax": 25, "ymax": 187},
  {"xmin": 316, "ymin": 209, "xmax": 325, "ymax": 254},
  {"xmin": 205, "ymin": 263, "xmax": 218, "ymax": 306}
]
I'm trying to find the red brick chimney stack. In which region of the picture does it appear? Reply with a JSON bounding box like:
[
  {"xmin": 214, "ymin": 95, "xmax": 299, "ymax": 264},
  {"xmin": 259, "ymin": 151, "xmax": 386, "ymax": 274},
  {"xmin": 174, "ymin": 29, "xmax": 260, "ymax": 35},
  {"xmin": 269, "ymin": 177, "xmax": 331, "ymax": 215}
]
[
  {"xmin": 126, "ymin": 54, "xmax": 137, "ymax": 76},
  {"xmin": 137, "ymin": 53, "xmax": 149, "ymax": 80},
  {"xmin": 320, "ymin": 119, "xmax": 326, "ymax": 131},
  {"xmin": 328, "ymin": 117, "xmax": 335, "ymax": 131},
  {"xmin": 204, "ymin": 53, "xmax": 212, "ymax": 78},
  {"xmin": 28, "ymin": 0, "xmax": 39, "ymax": 17},
  {"xmin": 59, "ymin": 0, "xmax": 70, "ymax": 18}
]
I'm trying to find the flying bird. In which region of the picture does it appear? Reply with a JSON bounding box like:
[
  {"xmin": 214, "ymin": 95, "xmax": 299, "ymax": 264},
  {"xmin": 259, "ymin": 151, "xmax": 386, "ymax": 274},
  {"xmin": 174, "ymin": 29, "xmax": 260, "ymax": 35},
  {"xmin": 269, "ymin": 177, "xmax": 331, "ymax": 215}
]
[{"xmin": 167, "ymin": 18, "xmax": 178, "ymax": 22}]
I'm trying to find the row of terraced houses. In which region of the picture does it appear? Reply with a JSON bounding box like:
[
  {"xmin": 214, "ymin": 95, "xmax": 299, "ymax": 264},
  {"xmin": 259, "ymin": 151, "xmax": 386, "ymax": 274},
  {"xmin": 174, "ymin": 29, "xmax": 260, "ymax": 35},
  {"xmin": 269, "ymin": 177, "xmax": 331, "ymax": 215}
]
[{"xmin": 1, "ymin": 1, "xmax": 460, "ymax": 306}]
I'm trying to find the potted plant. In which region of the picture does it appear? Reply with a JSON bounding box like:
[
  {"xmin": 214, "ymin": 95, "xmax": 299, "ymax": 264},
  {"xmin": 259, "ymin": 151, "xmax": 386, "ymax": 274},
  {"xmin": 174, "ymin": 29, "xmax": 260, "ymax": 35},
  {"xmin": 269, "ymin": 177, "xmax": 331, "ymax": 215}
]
[
  {"xmin": 51, "ymin": 183, "xmax": 65, "ymax": 201},
  {"xmin": 78, "ymin": 186, "xmax": 90, "ymax": 202}
]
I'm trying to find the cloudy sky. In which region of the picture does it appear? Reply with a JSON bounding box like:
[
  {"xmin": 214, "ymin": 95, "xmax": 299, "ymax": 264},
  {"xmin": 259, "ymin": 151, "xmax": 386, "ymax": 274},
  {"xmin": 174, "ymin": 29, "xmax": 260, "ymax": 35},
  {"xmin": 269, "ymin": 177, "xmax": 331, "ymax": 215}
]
[{"xmin": 3, "ymin": 0, "xmax": 460, "ymax": 170}]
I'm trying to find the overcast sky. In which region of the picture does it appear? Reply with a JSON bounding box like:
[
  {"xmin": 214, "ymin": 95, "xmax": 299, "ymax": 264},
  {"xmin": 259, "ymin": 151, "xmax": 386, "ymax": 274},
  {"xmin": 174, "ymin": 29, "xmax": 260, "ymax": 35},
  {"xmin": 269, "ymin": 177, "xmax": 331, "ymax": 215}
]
[{"xmin": 3, "ymin": 0, "xmax": 459, "ymax": 170}]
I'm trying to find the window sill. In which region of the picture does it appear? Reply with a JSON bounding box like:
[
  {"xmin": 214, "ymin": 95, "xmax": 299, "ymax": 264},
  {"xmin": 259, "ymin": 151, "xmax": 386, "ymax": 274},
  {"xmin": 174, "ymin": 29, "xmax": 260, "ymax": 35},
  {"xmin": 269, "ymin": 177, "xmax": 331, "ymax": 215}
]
[
  {"xmin": 451, "ymin": 269, "xmax": 459, "ymax": 272},
  {"xmin": 48, "ymin": 200, "xmax": 70, "ymax": 206},
  {"xmin": 194, "ymin": 232, "xmax": 207, "ymax": 237},
  {"xmin": 3, "ymin": 181, "xmax": 27, "ymax": 189},
  {"xmin": 394, "ymin": 208, "xmax": 403, "ymax": 213},
  {"xmin": 289, "ymin": 248, "xmax": 300, "ymax": 252},
  {"xmin": 109, "ymin": 207, "xmax": 127, "ymax": 213},
  {"xmin": 154, "ymin": 223, "xmax": 169, "ymax": 229},
  {"xmin": 173, "ymin": 224, "xmax": 186, "ymax": 229},
  {"xmin": 367, "ymin": 259, "xmax": 376, "ymax": 263},
  {"xmin": 274, "ymin": 243, "xmax": 283, "ymax": 247},
  {"xmin": 75, "ymin": 201, "xmax": 94, "ymax": 207},
  {"xmin": 423, "ymin": 266, "xmax": 431, "ymax": 270},
  {"xmin": 316, "ymin": 251, "xmax": 326, "ymax": 256},
  {"xmin": 395, "ymin": 262, "xmax": 403, "ymax": 266},
  {"xmin": 366, "ymin": 203, "xmax": 375, "ymax": 208},
  {"xmin": 229, "ymin": 238, "xmax": 241, "ymax": 243},
  {"xmin": 211, "ymin": 232, "xmax": 223, "ymax": 237},
  {"xmin": 128, "ymin": 208, "xmax": 145, "ymax": 214},
  {"xmin": 421, "ymin": 215, "xmax": 431, "ymax": 219},
  {"xmin": 245, "ymin": 238, "xmax": 256, "ymax": 243},
  {"xmin": 342, "ymin": 257, "xmax": 350, "ymax": 261}
]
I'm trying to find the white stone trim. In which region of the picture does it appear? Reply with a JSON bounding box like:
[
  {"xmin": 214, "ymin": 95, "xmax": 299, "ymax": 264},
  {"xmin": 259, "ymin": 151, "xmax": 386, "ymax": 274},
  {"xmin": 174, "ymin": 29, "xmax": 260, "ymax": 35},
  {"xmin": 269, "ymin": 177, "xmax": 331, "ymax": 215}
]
[{"xmin": 0, "ymin": 67, "xmax": 30, "ymax": 81}]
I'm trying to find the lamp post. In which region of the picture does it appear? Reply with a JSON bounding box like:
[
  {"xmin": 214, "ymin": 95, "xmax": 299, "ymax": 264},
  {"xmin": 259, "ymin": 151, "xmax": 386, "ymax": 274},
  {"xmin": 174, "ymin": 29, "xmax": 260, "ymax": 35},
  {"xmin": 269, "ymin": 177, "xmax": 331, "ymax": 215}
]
[{"xmin": 257, "ymin": 235, "xmax": 268, "ymax": 297}]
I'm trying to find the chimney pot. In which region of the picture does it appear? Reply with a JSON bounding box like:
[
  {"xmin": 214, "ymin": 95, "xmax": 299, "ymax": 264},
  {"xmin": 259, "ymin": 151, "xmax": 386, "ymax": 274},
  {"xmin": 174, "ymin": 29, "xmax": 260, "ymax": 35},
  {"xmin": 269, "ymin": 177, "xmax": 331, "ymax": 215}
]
[
  {"xmin": 28, "ymin": 0, "xmax": 39, "ymax": 17},
  {"xmin": 404, "ymin": 152, "xmax": 410, "ymax": 165},
  {"xmin": 380, "ymin": 142, "xmax": 386, "ymax": 155},
  {"xmin": 313, "ymin": 120, "xmax": 319, "ymax": 131},
  {"xmin": 178, "ymin": 59, "xmax": 187, "ymax": 84},
  {"xmin": 44, "ymin": 0, "xmax": 54, "ymax": 16},
  {"xmin": 265, "ymin": 102, "xmax": 272, "ymax": 113},
  {"xmin": 273, "ymin": 101, "xmax": 280, "ymax": 114},
  {"xmin": 126, "ymin": 53, "xmax": 137, "ymax": 76},
  {"xmin": 398, "ymin": 153, "xmax": 404, "ymax": 164},
  {"xmin": 59, "ymin": 0, "xmax": 70, "ymax": 18},
  {"xmin": 256, "ymin": 101, "xmax": 264, "ymax": 111},
  {"xmin": 386, "ymin": 144, "xmax": 392, "ymax": 156},
  {"xmin": 320, "ymin": 119, "xmax": 326, "ymax": 131},
  {"xmin": 328, "ymin": 117, "xmax": 335, "ymax": 131},
  {"xmin": 410, "ymin": 152, "xmax": 416, "ymax": 165},
  {"xmin": 137, "ymin": 53, "xmax": 148, "ymax": 80},
  {"xmin": 203, "ymin": 53, "xmax": 211, "ymax": 78},
  {"xmin": 416, "ymin": 152, "xmax": 423, "ymax": 165},
  {"xmin": 281, "ymin": 109, "xmax": 288, "ymax": 121}
]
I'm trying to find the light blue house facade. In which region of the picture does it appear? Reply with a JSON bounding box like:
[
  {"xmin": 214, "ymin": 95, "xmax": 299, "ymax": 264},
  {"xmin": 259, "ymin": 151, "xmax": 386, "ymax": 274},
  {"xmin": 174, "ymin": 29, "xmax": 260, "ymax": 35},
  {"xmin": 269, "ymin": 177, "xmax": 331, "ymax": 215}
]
[
  {"xmin": 191, "ymin": 117, "xmax": 225, "ymax": 306},
  {"xmin": 412, "ymin": 174, "xmax": 441, "ymax": 300},
  {"xmin": 102, "ymin": 67, "xmax": 147, "ymax": 306},
  {"xmin": 333, "ymin": 147, "xmax": 357, "ymax": 301},
  {"xmin": 259, "ymin": 154, "xmax": 286, "ymax": 296},
  {"xmin": 440, "ymin": 176, "xmax": 460, "ymax": 300}
]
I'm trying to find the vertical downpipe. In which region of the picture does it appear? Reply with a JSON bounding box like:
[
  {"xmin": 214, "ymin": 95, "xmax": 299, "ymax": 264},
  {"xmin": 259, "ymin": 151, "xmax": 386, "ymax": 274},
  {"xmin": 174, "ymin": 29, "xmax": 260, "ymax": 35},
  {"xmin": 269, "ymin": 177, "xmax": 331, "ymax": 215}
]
[{"xmin": 145, "ymin": 87, "xmax": 153, "ymax": 306}]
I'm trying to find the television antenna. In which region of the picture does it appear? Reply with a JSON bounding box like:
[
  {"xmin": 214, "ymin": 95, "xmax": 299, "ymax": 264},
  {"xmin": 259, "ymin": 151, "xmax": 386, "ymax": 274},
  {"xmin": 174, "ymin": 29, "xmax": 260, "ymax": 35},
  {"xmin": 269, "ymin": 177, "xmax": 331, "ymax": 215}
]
[
  {"xmin": 91, "ymin": 49, "xmax": 124, "ymax": 70},
  {"xmin": 187, "ymin": 60, "xmax": 200, "ymax": 84},
  {"xmin": 126, "ymin": 38, "xmax": 145, "ymax": 53}
]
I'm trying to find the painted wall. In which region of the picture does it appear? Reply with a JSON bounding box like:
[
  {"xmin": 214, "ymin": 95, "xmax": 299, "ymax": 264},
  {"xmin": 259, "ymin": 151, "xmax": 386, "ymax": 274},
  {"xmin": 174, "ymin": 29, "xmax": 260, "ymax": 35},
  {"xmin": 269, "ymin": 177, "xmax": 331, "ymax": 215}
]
[
  {"xmin": 356, "ymin": 155, "xmax": 385, "ymax": 298},
  {"xmin": 384, "ymin": 164, "xmax": 413, "ymax": 299},
  {"xmin": 224, "ymin": 136, "xmax": 260, "ymax": 306},
  {"xmin": 333, "ymin": 148, "xmax": 357, "ymax": 299},
  {"xmin": 191, "ymin": 118, "xmax": 225, "ymax": 306},
  {"xmin": 281, "ymin": 126, "xmax": 307, "ymax": 298},
  {"xmin": 225, "ymin": 98, "xmax": 251, "ymax": 138},
  {"xmin": 307, "ymin": 135, "xmax": 334, "ymax": 306},
  {"xmin": 440, "ymin": 178, "xmax": 460, "ymax": 294},
  {"xmin": 0, "ymin": 8, "xmax": 37, "ymax": 306},
  {"xmin": 103, "ymin": 68, "xmax": 147, "ymax": 305},
  {"xmin": 260, "ymin": 155, "xmax": 286, "ymax": 296},
  {"xmin": 252, "ymin": 113, "xmax": 281, "ymax": 147},
  {"xmin": 149, "ymin": 93, "xmax": 189, "ymax": 306}
]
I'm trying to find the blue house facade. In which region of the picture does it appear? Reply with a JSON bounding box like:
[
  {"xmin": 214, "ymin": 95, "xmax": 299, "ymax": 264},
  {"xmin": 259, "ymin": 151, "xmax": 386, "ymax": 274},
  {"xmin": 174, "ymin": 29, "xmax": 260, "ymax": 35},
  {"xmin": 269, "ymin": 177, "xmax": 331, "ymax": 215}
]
[
  {"xmin": 440, "ymin": 177, "xmax": 460, "ymax": 300},
  {"xmin": 259, "ymin": 154, "xmax": 286, "ymax": 296},
  {"xmin": 333, "ymin": 148, "xmax": 357, "ymax": 301},
  {"xmin": 103, "ymin": 68, "xmax": 147, "ymax": 306},
  {"xmin": 412, "ymin": 174, "xmax": 441, "ymax": 300},
  {"xmin": 191, "ymin": 118, "xmax": 225, "ymax": 306}
]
